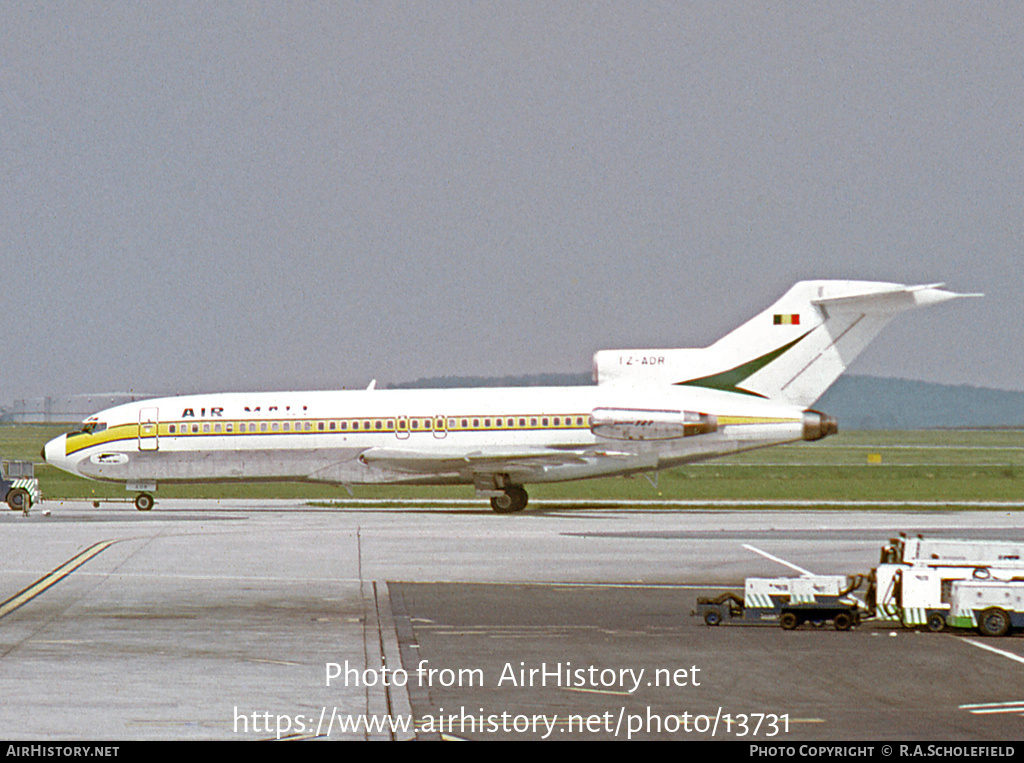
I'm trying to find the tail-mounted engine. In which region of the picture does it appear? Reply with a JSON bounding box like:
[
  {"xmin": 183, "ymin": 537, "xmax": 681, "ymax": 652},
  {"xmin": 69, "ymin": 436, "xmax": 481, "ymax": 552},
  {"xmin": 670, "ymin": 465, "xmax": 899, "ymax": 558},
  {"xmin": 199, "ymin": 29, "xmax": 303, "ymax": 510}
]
[{"xmin": 590, "ymin": 408, "xmax": 718, "ymax": 441}]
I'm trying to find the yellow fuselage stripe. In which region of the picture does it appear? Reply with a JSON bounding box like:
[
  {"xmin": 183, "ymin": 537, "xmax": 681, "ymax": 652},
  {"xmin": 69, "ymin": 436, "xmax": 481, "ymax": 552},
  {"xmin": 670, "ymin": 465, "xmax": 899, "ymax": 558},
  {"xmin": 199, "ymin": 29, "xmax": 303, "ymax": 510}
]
[
  {"xmin": 65, "ymin": 414, "xmax": 596, "ymax": 455},
  {"xmin": 64, "ymin": 414, "xmax": 801, "ymax": 456}
]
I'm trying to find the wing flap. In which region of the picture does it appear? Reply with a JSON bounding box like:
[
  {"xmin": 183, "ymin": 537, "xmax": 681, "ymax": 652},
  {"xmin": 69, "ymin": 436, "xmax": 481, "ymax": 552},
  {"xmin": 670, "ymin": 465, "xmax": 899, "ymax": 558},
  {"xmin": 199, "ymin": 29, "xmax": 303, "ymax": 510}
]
[{"xmin": 358, "ymin": 446, "xmax": 592, "ymax": 477}]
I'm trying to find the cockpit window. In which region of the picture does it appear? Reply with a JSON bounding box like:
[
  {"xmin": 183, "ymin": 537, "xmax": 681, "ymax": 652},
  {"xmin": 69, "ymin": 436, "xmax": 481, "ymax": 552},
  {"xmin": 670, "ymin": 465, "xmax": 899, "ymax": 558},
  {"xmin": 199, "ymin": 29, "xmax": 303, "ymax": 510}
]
[{"xmin": 77, "ymin": 422, "xmax": 107, "ymax": 435}]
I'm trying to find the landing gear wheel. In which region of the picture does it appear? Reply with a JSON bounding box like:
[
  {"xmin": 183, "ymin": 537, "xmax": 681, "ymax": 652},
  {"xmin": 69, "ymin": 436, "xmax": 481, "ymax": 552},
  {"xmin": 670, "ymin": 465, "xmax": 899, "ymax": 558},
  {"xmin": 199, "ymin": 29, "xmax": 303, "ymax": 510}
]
[
  {"xmin": 780, "ymin": 612, "xmax": 799, "ymax": 630},
  {"xmin": 978, "ymin": 608, "xmax": 1011, "ymax": 637},
  {"xmin": 926, "ymin": 613, "xmax": 947, "ymax": 632},
  {"xmin": 833, "ymin": 612, "xmax": 853, "ymax": 631},
  {"xmin": 134, "ymin": 493, "xmax": 155, "ymax": 512},
  {"xmin": 489, "ymin": 485, "xmax": 528, "ymax": 514},
  {"xmin": 704, "ymin": 610, "xmax": 722, "ymax": 626},
  {"xmin": 6, "ymin": 488, "xmax": 30, "ymax": 511}
]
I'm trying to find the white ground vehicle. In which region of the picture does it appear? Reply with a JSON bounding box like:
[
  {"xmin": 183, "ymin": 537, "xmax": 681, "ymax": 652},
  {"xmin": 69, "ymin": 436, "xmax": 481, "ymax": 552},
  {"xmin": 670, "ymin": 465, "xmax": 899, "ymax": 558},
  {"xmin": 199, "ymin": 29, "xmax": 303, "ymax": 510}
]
[
  {"xmin": 697, "ymin": 575, "xmax": 864, "ymax": 631},
  {"xmin": 870, "ymin": 536, "xmax": 1024, "ymax": 630},
  {"xmin": 879, "ymin": 535, "xmax": 1024, "ymax": 566},
  {"xmin": 944, "ymin": 580, "xmax": 1024, "ymax": 637}
]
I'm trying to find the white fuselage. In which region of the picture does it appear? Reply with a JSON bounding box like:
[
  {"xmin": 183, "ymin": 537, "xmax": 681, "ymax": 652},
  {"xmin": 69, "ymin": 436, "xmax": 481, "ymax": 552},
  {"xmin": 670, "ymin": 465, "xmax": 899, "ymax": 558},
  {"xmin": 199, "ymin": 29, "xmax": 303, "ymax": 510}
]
[
  {"xmin": 41, "ymin": 279, "xmax": 970, "ymax": 511},
  {"xmin": 42, "ymin": 384, "xmax": 822, "ymax": 490}
]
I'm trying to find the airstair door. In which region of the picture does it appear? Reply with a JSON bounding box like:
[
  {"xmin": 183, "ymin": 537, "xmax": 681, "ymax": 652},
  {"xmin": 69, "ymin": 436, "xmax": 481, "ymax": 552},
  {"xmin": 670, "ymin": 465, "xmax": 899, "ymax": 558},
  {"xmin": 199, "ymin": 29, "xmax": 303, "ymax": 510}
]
[{"xmin": 139, "ymin": 408, "xmax": 159, "ymax": 451}]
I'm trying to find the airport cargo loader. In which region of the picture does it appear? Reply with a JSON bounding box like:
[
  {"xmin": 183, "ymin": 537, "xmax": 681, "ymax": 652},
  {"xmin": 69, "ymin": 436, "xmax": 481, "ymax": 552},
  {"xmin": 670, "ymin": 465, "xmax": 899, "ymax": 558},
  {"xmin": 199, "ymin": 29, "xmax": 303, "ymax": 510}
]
[
  {"xmin": 2, "ymin": 459, "xmax": 40, "ymax": 513},
  {"xmin": 879, "ymin": 535, "xmax": 1024, "ymax": 567},
  {"xmin": 696, "ymin": 575, "xmax": 865, "ymax": 631},
  {"xmin": 870, "ymin": 536, "xmax": 1024, "ymax": 631},
  {"xmin": 941, "ymin": 580, "xmax": 1024, "ymax": 637}
]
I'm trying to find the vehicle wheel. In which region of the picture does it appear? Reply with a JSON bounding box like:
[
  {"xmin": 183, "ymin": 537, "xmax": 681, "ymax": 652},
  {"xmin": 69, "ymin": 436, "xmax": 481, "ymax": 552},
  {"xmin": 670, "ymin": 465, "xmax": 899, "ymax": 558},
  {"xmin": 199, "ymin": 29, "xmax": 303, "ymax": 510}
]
[
  {"xmin": 926, "ymin": 613, "xmax": 947, "ymax": 632},
  {"xmin": 833, "ymin": 612, "xmax": 853, "ymax": 631},
  {"xmin": 6, "ymin": 488, "xmax": 30, "ymax": 511},
  {"xmin": 780, "ymin": 612, "xmax": 799, "ymax": 630},
  {"xmin": 490, "ymin": 485, "xmax": 528, "ymax": 514},
  {"xmin": 704, "ymin": 610, "xmax": 722, "ymax": 626},
  {"xmin": 134, "ymin": 493, "xmax": 155, "ymax": 512},
  {"xmin": 978, "ymin": 608, "xmax": 1011, "ymax": 637}
]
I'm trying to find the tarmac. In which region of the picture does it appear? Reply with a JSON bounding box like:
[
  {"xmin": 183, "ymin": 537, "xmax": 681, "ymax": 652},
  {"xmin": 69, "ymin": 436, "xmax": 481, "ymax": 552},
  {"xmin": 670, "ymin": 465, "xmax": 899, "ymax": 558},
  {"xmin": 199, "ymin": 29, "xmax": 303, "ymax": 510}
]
[{"xmin": 1, "ymin": 499, "xmax": 1023, "ymax": 740}]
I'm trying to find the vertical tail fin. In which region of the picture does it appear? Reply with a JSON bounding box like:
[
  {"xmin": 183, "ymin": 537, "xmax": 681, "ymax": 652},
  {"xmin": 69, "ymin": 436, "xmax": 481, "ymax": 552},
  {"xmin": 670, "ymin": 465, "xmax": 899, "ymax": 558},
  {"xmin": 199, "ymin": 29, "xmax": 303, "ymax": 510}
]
[{"xmin": 593, "ymin": 280, "xmax": 979, "ymax": 407}]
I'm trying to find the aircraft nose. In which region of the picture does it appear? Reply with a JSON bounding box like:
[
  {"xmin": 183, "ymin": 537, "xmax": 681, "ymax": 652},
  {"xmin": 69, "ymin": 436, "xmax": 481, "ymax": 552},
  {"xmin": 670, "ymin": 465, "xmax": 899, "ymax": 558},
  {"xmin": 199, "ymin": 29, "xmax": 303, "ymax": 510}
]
[{"xmin": 42, "ymin": 434, "xmax": 67, "ymax": 467}]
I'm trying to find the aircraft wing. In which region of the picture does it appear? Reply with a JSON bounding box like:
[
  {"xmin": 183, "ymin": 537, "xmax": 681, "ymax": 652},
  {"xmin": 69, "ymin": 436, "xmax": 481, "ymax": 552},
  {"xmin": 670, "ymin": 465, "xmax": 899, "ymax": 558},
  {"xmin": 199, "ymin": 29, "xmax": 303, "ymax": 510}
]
[{"xmin": 358, "ymin": 445, "xmax": 596, "ymax": 480}]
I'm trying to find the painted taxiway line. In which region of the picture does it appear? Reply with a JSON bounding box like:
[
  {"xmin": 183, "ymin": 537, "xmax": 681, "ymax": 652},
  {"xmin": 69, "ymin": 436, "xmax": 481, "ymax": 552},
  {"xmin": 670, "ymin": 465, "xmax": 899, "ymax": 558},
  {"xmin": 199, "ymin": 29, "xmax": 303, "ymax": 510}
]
[
  {"xmin": 961, "ymin": 638, "xmax": 1024, "ymax": 667},
  {"xmin": 311, "ymin": 498, "xmax": 1024, "ymax": 508},
  {"xmin": 0, "ymin": 540, "xmax": 117, "ymax": 619},
  {"xmin": 960, "ymin": 700, "xmax": 1024, "ymax": 716}
]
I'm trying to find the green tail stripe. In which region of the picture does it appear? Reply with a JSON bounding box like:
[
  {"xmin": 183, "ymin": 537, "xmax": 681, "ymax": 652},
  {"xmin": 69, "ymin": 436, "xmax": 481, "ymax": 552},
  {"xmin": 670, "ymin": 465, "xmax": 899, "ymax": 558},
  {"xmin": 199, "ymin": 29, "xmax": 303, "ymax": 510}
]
[{"xmin": 675, "ymin": 330, "xmax": 812, "ymax": 395}]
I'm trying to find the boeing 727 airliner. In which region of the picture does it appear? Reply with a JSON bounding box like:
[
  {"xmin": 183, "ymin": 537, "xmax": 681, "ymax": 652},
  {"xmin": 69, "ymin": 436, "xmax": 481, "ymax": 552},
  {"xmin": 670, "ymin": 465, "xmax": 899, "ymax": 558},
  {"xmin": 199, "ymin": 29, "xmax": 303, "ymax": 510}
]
[{"xmin": 42, "ymin": 280, "xmax": 975, "ymax": 512}]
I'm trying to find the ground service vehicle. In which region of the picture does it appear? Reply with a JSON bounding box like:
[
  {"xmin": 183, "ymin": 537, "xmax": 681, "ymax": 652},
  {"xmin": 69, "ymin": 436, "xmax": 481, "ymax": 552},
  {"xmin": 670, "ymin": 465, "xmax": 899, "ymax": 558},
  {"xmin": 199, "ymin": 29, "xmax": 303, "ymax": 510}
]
[
  {"xmin": 879, "ymin": 535, "xmax": 1024, "ymax": 566},
  {"xmin": 696, "ymin": 575, "xmax": 865, "ymax": 631},
  {"xmin": 870, "ymin": 536, "xmax": 1024, "ymax": 630},
  {"xmin": 2, "ymin": 459, "xmax": 41, "ymax": 513},
  {"xmin": 943, "ymin": 580, "xmax": 1024, "ymax": 637}
]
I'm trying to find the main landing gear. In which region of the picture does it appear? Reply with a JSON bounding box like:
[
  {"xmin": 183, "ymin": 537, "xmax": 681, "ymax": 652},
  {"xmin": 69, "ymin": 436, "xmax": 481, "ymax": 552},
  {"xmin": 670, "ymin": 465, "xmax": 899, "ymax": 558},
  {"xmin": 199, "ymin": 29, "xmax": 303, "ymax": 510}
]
[{"xmin": 489, "ymin": 485, "xmax": 528, "ymax": 514}]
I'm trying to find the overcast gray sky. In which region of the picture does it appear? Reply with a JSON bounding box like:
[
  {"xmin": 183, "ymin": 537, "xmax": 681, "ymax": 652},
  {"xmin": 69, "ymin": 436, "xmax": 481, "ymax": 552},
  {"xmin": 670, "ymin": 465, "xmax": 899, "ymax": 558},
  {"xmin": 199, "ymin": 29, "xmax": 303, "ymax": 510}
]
[{"xmin": 2, "ymin": 2, "xmax": 1021, "ymax": 400}]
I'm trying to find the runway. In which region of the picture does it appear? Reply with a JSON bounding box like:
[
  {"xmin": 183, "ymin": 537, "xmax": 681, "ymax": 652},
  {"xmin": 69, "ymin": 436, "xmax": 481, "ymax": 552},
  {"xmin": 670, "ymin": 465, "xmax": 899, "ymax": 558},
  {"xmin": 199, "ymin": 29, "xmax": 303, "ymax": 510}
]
[{"xmin": 1, "ymin": 500, "xmax": 1023, "ymax": 740}]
